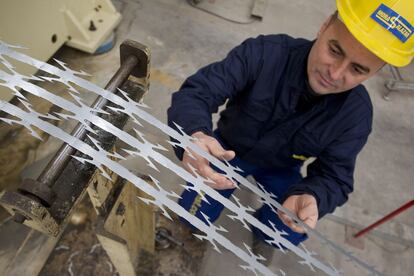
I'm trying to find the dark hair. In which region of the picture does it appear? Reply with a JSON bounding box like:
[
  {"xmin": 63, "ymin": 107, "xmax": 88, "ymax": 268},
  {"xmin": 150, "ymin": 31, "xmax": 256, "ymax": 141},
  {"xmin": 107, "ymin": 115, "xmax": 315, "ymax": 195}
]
[{"xmin": 327, "ymin": 11, "xmax": 339, "ymax": 27}]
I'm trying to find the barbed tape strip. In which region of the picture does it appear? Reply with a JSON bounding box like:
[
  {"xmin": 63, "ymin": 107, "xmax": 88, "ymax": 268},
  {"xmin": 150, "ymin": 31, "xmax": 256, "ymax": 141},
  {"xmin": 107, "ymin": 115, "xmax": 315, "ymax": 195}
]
[
  {"xmin": 0, "ymin": 41, "xmax": 381, "ymax": 275},
  {"xmin": 0, "ymin": 67, "xmax": 339, "ymax": 275},
  {"xmin": 0, "ymin": 99, "xmax": 281, "ymax": 276}
]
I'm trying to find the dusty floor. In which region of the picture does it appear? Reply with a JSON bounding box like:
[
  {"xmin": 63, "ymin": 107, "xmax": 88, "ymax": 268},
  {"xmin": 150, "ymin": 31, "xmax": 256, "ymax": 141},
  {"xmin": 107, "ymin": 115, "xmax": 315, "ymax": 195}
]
[
  {"xmin": 39, "ymin": 198, "xmax": 116, "ymax": 276},
  {"xmin": 0, "ymin": 0, "xmax": 414, "ymax": 275},
  {"xmin": 38, "ymin": 197, "xmax": 206, "ymax": 276}
]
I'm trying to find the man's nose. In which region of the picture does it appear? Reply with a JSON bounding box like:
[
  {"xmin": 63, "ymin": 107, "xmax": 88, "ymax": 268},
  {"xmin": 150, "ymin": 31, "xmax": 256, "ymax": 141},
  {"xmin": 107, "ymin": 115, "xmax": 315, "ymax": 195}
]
[{"xmin": 328, "ymin": 60, "xmax": 347, "ymax": 82}]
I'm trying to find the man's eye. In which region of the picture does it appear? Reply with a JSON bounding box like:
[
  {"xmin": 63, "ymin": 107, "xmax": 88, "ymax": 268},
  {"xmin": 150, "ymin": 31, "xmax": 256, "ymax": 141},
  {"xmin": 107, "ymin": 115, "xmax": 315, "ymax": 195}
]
[
  {"xmin": 352, "ymin": 66, "xmax": 364, "ymax": 74},
  {"xmin": 329, "ymin": 46, "xmax": 340, "ymax": 56}
]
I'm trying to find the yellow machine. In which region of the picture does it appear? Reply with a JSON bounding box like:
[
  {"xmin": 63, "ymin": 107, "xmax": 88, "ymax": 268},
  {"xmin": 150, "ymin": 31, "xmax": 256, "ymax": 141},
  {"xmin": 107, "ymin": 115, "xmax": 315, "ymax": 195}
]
[{"xmin": 0, "ymin": 0, "xmax": 121, "ymax": 101}]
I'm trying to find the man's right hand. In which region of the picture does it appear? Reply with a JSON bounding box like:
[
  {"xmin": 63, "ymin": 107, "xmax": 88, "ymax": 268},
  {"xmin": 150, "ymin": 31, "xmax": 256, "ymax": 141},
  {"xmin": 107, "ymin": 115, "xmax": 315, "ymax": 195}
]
[{"xmin": 182, "ymin": 131, "xmax": 236, "ymax": 190}]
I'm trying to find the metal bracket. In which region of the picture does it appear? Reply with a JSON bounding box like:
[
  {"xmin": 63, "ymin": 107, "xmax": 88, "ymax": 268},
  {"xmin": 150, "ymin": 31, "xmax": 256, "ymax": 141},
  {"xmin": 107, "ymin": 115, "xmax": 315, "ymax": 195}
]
[{"xmin": 120, "ymin": 40, "xmax": 150, "ymax": 79}]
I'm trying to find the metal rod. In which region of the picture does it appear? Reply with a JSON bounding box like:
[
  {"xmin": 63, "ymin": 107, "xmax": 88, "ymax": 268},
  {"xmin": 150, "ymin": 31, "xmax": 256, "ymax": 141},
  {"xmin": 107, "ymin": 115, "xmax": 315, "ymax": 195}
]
[
  {"xmin": 383, "ymin": 65, "xmax": 414, "ymax": 100},
  {"xmin": 390, "ymin": 65, "xmax": 403, "ymax": 81},
  {"xmin": 37, "ymin": 55, "xmax": 139, "ymax": 187},
  {"xmin": 354, "ymin": 199, "xmax": 414, "ymax": 238}
]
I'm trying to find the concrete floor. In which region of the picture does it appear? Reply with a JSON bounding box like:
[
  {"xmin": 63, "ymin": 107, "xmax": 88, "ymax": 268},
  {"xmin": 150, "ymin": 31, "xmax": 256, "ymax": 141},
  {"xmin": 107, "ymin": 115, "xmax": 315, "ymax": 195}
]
[{"xmin": 2, "ymin": 0, "xmax": 414, "ymax": 275}]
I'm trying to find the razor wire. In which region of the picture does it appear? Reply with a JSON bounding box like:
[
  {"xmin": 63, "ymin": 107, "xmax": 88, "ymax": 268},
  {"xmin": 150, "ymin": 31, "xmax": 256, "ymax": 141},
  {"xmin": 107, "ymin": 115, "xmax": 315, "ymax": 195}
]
[
  {"xmin": 0, "ymin": 66, "xmax": 337, "ymax": 275},
  {"xmin": 0, "ymin": 41, "xmax": 382, "ymax": 275},
  {"xmin": 0, "ymin": 100, "xmax": 281, "ymax": 275}
]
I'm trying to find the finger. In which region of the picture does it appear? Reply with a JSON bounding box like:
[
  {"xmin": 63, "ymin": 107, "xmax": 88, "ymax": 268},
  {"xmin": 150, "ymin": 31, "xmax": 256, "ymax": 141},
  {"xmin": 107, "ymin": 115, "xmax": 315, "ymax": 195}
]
[
  {"xmin": 204, "ymin": 177, "xmax": 236, "ymax": 190},
  {"xmin": 302, "ymin": 217, "xmax": 317, "ymax": 229},
  {"xmin": 184, "ymin": 149, "xmax": 235, "ymax": 189},
  {"xmin": 183, "ymin": 159, "xmax": 234, "ymax": 190},
  {"xmin": 278, "ymin": 212, "xmax": 293, "ymax": 227},
  {"xmin": 208, "ymin": 180, "xmax": 237, "ymax": 190},
  {"xmin": 277, "ymin": 211, "xmax": 290, "ymax": 225},
  {"xmin": 298, "ymin": 204, "xmax": 317, "ymax": 220},
  {"xmin": 283, "ymin": 217, "xmax": 305, "ymax": 233},
  {"xmin": 198, "ymin": 161, "xmax": 235, "ymax": 189},
  {"xmin": 182, "ymin": 159, "xmax": 202, "ymax": 178},
  {"xmin": 289, "ymin": 223, "xmax": 306, "ymax": 233},
  {"xmin": 182, "ymin": 161, "xmax": 195, "ymax": 176},
  {"xmin": 221, "ymin": 150, "xmax": 236, "ymax": 161},
  {"xmin": 199, "ymin": 164, "xmax": 236, "ymax": 189},
  {"xmin": 206, "ymin": 140, "xmax": 236, "ymax": 161},
  {"xmin": 182, "ymin": 150, "xmax": 202, "ymax": 174},
  {"xmin": 183, "ymin": 147, "xmax": 202, "ymax": 162},
  {"xmin": 278, "ymin": 212, "xmax": 305, "ymax": 233},
  {"xmin": 298, "ymin": 206, "xmax": 318, "ymax": 229}
]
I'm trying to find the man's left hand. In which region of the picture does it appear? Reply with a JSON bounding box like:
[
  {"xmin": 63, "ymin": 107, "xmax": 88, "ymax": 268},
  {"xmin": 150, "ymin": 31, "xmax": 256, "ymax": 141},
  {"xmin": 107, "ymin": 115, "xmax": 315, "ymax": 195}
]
[{"xmin": 277, "ymin": 194, "xmax": 318, "ymax": 233}]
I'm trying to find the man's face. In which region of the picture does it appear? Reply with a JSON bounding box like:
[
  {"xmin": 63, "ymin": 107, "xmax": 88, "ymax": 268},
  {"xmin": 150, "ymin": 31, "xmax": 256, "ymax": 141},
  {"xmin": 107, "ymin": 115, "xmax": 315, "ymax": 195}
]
[{"xmin": 307, "ymin": 15, "xmax": 385, "ymax": 95}]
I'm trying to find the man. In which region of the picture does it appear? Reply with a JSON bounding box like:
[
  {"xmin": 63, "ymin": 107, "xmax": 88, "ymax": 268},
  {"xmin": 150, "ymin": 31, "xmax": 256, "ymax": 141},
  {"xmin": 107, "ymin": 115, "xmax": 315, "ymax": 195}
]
[{"xmin": 167, "ymin": 0, "xmax": 414, "ymax": 264}]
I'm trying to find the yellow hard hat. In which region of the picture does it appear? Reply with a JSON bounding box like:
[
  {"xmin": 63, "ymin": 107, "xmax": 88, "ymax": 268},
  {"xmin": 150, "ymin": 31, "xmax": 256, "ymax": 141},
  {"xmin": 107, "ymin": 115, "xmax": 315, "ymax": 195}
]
[{"xmin": 337, "ymin": 0, "xmax": 414, "ymax": 67}]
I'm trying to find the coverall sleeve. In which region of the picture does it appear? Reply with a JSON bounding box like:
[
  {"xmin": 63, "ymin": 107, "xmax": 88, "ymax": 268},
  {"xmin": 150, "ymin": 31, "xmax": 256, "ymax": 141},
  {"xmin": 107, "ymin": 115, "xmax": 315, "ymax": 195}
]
[
  {"xmin": 167, "ymin": 37, "xmax": 264, "ymax": 160},
  {"xmin": 284, "ymin": 118, "xmax": 372, "ymax": 218}
]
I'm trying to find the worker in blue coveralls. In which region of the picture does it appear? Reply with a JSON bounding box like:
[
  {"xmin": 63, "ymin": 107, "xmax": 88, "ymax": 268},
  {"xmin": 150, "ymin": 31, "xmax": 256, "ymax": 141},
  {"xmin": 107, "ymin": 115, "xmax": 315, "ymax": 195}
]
[{"xmin": 167, "ymin": 0, "xmax": 414, "ymax": 265}]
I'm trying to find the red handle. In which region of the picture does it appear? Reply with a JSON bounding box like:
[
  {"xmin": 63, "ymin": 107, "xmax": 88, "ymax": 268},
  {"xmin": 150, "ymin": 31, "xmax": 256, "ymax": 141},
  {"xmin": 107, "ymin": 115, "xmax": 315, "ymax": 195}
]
[{"xmin": 354, "ymin": 199, "xmax": 414, "ymax": 238}]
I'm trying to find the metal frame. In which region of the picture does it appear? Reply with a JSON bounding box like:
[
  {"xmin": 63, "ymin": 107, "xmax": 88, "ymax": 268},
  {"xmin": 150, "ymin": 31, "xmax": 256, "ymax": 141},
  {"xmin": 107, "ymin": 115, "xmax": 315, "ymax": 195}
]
[{"xmin": 384, "ymin": 65, "xmax": 414, "ymax": 100}]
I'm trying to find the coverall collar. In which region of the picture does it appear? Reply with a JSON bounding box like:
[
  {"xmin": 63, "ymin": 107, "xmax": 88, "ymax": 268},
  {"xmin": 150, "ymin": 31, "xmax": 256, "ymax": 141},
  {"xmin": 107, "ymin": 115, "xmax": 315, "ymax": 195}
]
[
  {"xmin": 285, "ymin": 40, "xmax": 326, "ymax": 111},
  {"xmin": 287, "ymin": 40, "xmax": 314, "ymax": 92}
]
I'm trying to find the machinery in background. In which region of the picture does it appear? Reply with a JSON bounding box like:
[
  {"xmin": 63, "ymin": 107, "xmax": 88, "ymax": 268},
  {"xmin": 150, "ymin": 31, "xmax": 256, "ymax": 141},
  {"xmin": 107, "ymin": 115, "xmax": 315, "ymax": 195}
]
[{"xmin": 0, "ymin": 0, "xmax": 121, "ymax": 101}]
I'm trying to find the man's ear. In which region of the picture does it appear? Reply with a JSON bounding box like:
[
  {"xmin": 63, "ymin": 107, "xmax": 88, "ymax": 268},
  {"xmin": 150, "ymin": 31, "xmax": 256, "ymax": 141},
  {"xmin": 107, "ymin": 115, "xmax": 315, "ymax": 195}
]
[{"xmin": 317, "ymin": 13, "xmax": 336, "ymax": 37}]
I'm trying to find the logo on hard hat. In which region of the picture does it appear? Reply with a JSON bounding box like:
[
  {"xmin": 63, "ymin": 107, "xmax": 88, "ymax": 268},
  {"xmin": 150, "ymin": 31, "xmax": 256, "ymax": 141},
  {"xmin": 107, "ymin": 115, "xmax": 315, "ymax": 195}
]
[{"xmin": 371, "ymin": 3, "xmax": 413, "ymax": 43}]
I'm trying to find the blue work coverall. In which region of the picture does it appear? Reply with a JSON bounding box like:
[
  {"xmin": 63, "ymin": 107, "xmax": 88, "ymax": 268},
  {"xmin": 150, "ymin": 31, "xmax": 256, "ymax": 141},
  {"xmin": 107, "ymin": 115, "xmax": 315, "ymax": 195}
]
[{"xmin": 167, "ymin": 34, "xmax": 372, "ymax": 246}]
